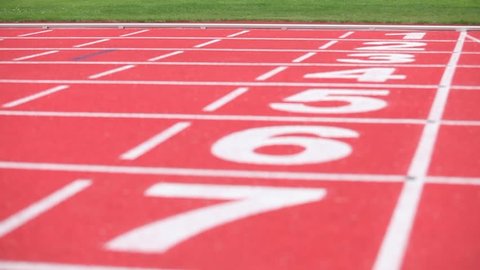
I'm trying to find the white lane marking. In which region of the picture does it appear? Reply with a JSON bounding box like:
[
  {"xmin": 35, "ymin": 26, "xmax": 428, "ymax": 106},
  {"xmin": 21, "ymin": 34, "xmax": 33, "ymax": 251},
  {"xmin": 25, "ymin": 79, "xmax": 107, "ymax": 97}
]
[
  {"xmin": 74, "ymin": 38, "xmax": 110, "ymax": 48},
  {"xmin": 255, "ymin": 66, "xmax": 288, "ymax": 81},
  {"xmin": 0, "ymin": 260, "xmax": 171, "ymax": 270},
  {"xmin": 0, "ymin": 109, "xmax": 426, "ymax": 125},
  {"xmin": 120, "ymin": 122, "xmax": 191, "ymax": 160},
  {"xmin": 194, "ymin": 39, "xmax": 221, "ymax": 48},
  {"xmin": 88, "ymin": 64, "xmax": 135, "ymax": 79},
  {"xmin": 13, "ymin": 50, "xmax": 58, "ymax": 61},
  {"xmin": 227, "ymin": 30, "xmax": 250, "ymax": 38},
  {"xmin": 148, "ymin": 50, "xmax": 184, "ymax": 62},
  {"xmin": 18, "ymin": 29, "xmax": 52, "ymax": 37},
  {"xmin": 203, "ymin": 87, "xmax": 249, "ymax": 112},
  {"xmin": 339, "ymin": 31, "xmax": 354, "ymax": 39},
  {"xmin": 2, "ymin": 85, "xmax": 69, "ymax": 108},
  {"xmin": 373, "ymin": 31, "xmax": 467, "ymax": 270},
  {"xmin": 319, "ymin": 40, "xmax": 338, "ymax": 49},
  {"xmin": 428, "ymin": 176, "xmax": 480, "ymax": 186},
  {"xmin": 0, "ymin": 180, "xmax": 91, "ymax": 238},
  {"xmin": 292, "ymin": 52, "xmax": 316, "ymax": 63},
  {"xmin": 0, "ymin": 161, "xmax": 404, "ymax": 183},
  {"xmin": 120, "ymin": 29, "xmax": 149, "ymax": 37},
  {"xmin": 467, "ymin": 34, "xmax": 480, "ymax": 44}
]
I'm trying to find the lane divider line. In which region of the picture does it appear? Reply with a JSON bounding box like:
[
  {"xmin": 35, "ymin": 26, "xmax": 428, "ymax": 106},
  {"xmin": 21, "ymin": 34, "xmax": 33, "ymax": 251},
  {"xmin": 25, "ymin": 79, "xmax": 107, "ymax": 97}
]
[
  {"xmin": 0, "ymin": 180, "xmax": 91, "ymax": 238},
  {"xmin": 148, "ymin": 50, "xmax": 184, "ymax": 62},
  {"xmin": 319, "ymin": 40, "xmax": 338, "ymax": 49},
  {"xmin": 194, "ymin": 39, "xmax": 221, "ymax": 48},
  {"xmin": 203, "ymin": 87, "xmax": 249, "ymax": 112},
  {"xmin": 88, "ymin": 64, "xmax": 135, "ymax": 79},
  {"xmin": 227, "ymin": 30, "xmax": 250, "ymax": 38},
  {"xmin": 120, "ymin": 122, "xmax": 191, "ymax": 160},
  {"xmin": 18, "ymin": 29, "xmax": 52, "ymax": 37},
  {"xmin": 255, "ymin": 66, "xmax": 288, "ymax": 81},
  {"xmin": 13, "ymin": 50, "xmax": 59, "ymax": 61},
  {"xmin": 74, "ymin": 38, "xmax": 110, "ymax": 48},
  {"xmin": 2, "ymin": 85, "xmax": 69, "ymax": 108},
  {"xmin": 120, "ymin": 29, "xmax": 149, "ymax": 37}
]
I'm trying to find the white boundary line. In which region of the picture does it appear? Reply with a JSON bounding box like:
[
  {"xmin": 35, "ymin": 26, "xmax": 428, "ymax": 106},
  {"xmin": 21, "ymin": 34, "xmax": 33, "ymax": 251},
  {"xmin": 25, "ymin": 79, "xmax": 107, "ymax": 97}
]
[
  {"xmin": 0, "ymin": 260, "xmax": 172, "ymax": 270},
  {"xmin": 2, "ymin": 85, "xmax": 69, "ymax": 108},
  {"xmin": 203, "ymin": 87, "xmax": 249, "ymax": 112},
  {"xmin": 2, "ymin": 23, "xmax": 479, "ymax": 31},
  {"xmin": 0, "ymin": 180, "xmax": 91, "ymax": 238},
  {"xmin": 373, "ymin": 31, "xmax": 467, "ymax": 270},
  {"xmin": 427, "ymin": 176, "xmax": 480, "ymax": 186}
]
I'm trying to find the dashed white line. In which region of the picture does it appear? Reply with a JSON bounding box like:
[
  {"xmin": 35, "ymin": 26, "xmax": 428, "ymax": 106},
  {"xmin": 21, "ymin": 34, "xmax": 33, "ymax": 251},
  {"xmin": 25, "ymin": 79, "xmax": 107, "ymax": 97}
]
[
  {"xmin": 227, "ymin": 30, "xmax": 250, "ymax": 38},
  {"xmin": 292, "ymin": 52, "xmax": 316, "ymax": 63},
  {"xmin": 203, "ymin": 87, "xmax": 249, "ymax": 112},
  {"xmin": 13, "ymin": 50, "xmax": 59, "ymax": 61},
  {"xmin": 18, "ymin": 29, "xmax": 52, "ymax": 37},
  {"xmin": 74, "ymin": 38, "xmax": 110, "ymax": 48},
  {"xmin": 0, "ymin": 180, "xmax": 91, "ymax": 238},
  {"xmin": 255, "ymin": 66, "xmax": 288, "ymax": 81},
  {"xmin": 120, "ymin": 29, "xmax": 149, "ymax": 37},
  {"xmin": 148, "ymin": 50, "xmax": 184, "ymax": 62},
  {"xmin": 339, "ymin": 31, "xmax": 354, "ymax": 39},
  {"xmin": 120, "ymin": 122, "xmax": 191, "ymax": 160},
  {"xmin": 194, "ymin": 39, "xmax": 221, "ymax": 48},
  {"xmin": 2, "ymin": 85, "xmax": 69, "ymax": 108},
  {"xmin": 319, "ymin": 40, "xmax": 338, "ymax": 49},
  {"xmin": 88, "ymin": 64, "xmax": 135, "ymax": 79}
]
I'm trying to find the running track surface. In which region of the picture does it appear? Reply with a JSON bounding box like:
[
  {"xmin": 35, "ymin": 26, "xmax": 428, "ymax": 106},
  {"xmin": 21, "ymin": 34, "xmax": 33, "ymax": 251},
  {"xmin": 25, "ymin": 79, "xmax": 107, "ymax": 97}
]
[{"xmin": 0, "ymin": 26, "xmax": 479, "ymax": 270}]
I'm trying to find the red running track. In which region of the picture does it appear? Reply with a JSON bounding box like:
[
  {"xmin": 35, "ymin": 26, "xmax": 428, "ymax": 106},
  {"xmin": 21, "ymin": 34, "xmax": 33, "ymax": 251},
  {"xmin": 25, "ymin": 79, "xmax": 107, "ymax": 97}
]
[{"xmin": 0, "ymin": 26, "xmax": 480, "ymax": 270}]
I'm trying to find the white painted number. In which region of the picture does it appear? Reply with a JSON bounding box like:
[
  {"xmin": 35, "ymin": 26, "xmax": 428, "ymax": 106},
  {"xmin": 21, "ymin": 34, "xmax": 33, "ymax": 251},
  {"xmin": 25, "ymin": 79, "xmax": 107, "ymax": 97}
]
[
  {"xmin": 212, "ymin": 125, "xmax": 358, "ymax": 165},
  {"xmin": 385, "ymin": 32, "xmax": 426, "ymax": 40},
  {"xmin": 337, "ymin": 53, "xmax": 415, "ymax": 64},
  {"xmin": 106, "ymin": 182, "xmax": 326, "ymax": 253},
  {"xmin": 270, "ymin": 89, "xmax": 389, "ymax": 114},
  {"xmin": 304, "ymin": 68, "xmax": 405, "ymax": 82},
  {"xmin": 356, "ymin": 41, "xmax": 426, "ymax": 51}
]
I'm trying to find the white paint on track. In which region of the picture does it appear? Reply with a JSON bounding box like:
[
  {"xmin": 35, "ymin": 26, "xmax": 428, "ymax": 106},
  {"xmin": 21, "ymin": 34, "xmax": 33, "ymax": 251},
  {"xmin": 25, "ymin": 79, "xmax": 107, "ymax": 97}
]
[
  {"xmin": 120, "ymin": 29, "xmax": 149, "ymax": 37},
  {"xmin": 255, "ymin": 66, "xmax": 288, "ymax": 81},
  {"xmin": 2, "ymin": 85, "xmax": 69, "ymax": 108},
  {"xmin": 194, "ymin": 39, "xmax": 221, "ymax": 48},
  {"xmin": 88, "ymin": 64, "xmax": 135, "ymax": 79},
  {"xmin": 0, "ymin": 260, "xmax": 172, "ymax": 270},
  {"xmin": 13, "ymin": 50, "xmax": 58, "ymax": 61},
  {"xmin": 17, "ymin": 29, "xmax": 52, "ymax": 37},
  {"xmin": 74, "ymin": 38, "xmax": 110, "ymax": 48},
  {"xmin": 203, "ymin": 87, "xmax": 249, "ymax": 112}
]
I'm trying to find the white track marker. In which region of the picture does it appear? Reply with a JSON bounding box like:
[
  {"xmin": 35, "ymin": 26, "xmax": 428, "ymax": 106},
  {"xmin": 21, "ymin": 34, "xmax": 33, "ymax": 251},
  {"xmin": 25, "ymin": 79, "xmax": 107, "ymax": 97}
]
[
  {"xmin": 428, "ymin": 176, "xmax": 480, "ymax": 186},
  {"xmin": 148, "ymin": 50, "xmax": 184, "ymax": 62},
  {"xmin": 0, "ymin": 180, "xmax": 91, "ymax": 238},
  {"xmin": 319, "ymin": 40, "xmax": 338, "ymax": 49},
  {"xmin": 88, "ymin": 64, "xmax": 135, "ymax": 79},
  {"xmin": 292, "ymin": 52, "xmax": 316, "ymax": 63},
  {"xmin": 256, "ymin": 66, "xmax": 288, "ymax": 81},
  {"xmin": 18, "ymin": 29, "xmax": 52, "ymax": 37},
  {"xmin": 74, "ymin": 38, "xmax": 110, "ymax": 48},
  {"xmin": 0, "ymin": 260, "xmax": 169, "ymax": 270},
  {"xmin": 120, "ymin": 29, "xmax": 149, "ymax": 37},
  {"xmin": 373, "ymin": 31, "xmax": 467, "ymax": 270},
  {"xmin": 13, "ymin": 50, "xmax": 58, "ymax": 61},
  {"xmin": 227, "ymin": 30, "xmax": 250, "ymax": 38},
  {"xmin": 467, "ymin": 34, "xmax": 480, "ymax": 44},
  {"xmin": 203, "ymin": 87, "xmax": 248, "ymax": 112},
  {"xmin": 120, "ymin": 122, "xmax": 191, "ymax": 160},
  {"xmin": 339, "ymin": 31, "xmax": 354, "ymax": 39},
  {"xmin": 194, "ymin": 39, "xmax": 221, "ymax": 48},
  {"xmin": 2, "ymin": 85, "xmax": 69, "ymax": 108}
]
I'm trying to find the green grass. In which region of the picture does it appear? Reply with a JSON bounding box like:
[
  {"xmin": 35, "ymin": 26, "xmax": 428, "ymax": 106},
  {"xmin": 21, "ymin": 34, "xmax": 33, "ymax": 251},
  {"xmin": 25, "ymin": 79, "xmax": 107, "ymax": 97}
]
[{"xmin": 1, "ymin": 0, "xmax": 479, "ymax": 24}]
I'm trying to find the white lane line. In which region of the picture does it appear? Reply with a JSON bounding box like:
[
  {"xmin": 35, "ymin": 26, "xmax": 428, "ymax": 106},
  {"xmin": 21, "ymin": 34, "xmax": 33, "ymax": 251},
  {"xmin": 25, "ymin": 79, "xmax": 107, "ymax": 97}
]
[
  {"xmin": 428, "ymin": 176, "xmax": 480, "ymax": 186},
  {"xmin": 13, "ymin": 50, "xmax": 59, "ymax": 61},
  {"xmin": 88, "ymin": 64, "xmax": 135, "ymax": 79},
  {"xmin": 319, "ymin": 40, "xmax": 338, "ymax": 49},
  {"xmin": 0, "ymin": 110, "xmax": 426, "ymax": 125},
  {"xmin": 256, "ymin": 66, "xmax": 288, "ymax": 81},
  {"xmin": 2, "ymin": 85, "xmax": 69, "ymax": 108},
  {"xmin": 148, "ymin": 50, "xmax": 184, "ymax": 62},
  {"xmin": 0, "ymin": 161, "xmax": 404, "ymax": 183},
  {"xmin": 0, "ymin": 260, "xmax": 170, "ymax": 270},
  {"xmin": 373, "ymin": 31, "xmax": 467, "ymax": 270},
  {"xmin": 203, "ymin": 87, "xmax": 249, "ymax": 112},
  {"xmin": 467, "ymin": 34, "xmax": 480, "ymax": 44},
  {"xmin": 0, "ymin": 180, "xmax": 91, "ymax": 238},
  {"xmin": 120, "ymin": 29, "xmax": 149, "ymax": 37},
  {"xmin": 74, "ymin": 38, "xmax": 110, "ymax": 48},
  {"xmin": 120, "ymin": 122, "xmax": 191, "ymax": 160},
  {"xmin": 194, "ymin": 39, "xmax": 221, "ymax": 48},
  {"xmin": 339, "ymin": 31, "xmax": 354, "ymax": 39},
  {"xmin": 292, "ymin": 52, "xmax": 316, "ymax": 63},
  {"xmin": 18, "ymin": 29, "xmax": 52, "ymax": 37},
  {"xmin": 227, "ymin": 30, "xmax": 250, "ymax": 38}
]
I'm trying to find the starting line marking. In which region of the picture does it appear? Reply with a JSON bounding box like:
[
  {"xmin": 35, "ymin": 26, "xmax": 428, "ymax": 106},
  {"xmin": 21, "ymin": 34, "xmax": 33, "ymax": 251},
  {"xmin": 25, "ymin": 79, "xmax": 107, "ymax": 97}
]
[
  {"xmin": 88, "ymin": 64, "xmax": 136, "ymax": 79},
  {"xmin": 0, "ymin": 260, "xmax": 172, "ymax": 270},
  {"xmin": 194, "ymin": 39, "xmax": 221, "ymax": 48},
  {"xmin": 147, "ymin": 50, "xmax": 184, "ymax": 62},
  {"xmin": 202, "ymin": 87, "xmax": 249, "ymax": 112},
  {"xmin": 255, "ymin": 66, "xmax": 288, "ymax": 81},
  {"xmin": 13, "ymin": 50, "xmax": 59, "ymax": 61},
  {"xmin": 74, "ymin": 38, "xmax": 110, "ymax": 48},
  {"xmin": 0, "ymin": 180, "xmax": 91, "ymax": 238},
  {"xmin": 2, "ymin": 85, "xmax": 69, "ymax": 108},
  {"xmin": 291, "ymin": 52, "xmax": 317, "ymax": 63},
  {"xmin": 319, "ymin": 40, "xmax": 338, "ymax": 49}
]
